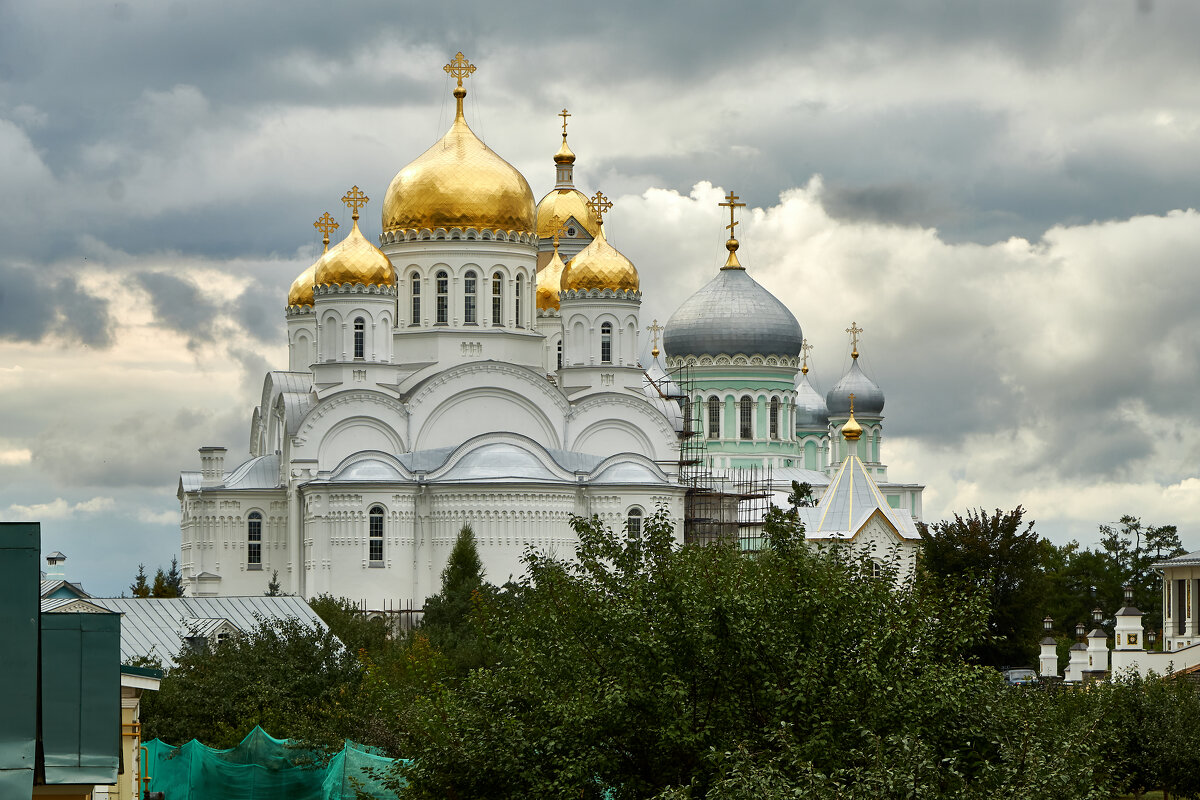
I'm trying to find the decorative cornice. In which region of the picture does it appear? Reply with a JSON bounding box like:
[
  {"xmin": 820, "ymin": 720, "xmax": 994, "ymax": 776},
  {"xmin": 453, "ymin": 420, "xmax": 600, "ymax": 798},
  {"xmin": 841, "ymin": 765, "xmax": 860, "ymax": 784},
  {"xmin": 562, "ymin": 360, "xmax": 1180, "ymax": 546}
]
[
  {"xmin": 559, "ymin": 288, "xmax": 641, "ymax": 301},
  {"xmin": 407, "ymin": 360, "xmax": 572, "ymax": 417},
  {"xmin": 666, "ymin": 353, "xmax": 800, "ymax": 368},
  {"xmin": 313, "ymin": 283, "xmax": 397, "ymax": 297},
  {"xmin": 379, "ymin": 227, "xmax": 538, "ymax": 245},
  {"xmin": 286, "ymin": 305, "xmax": 315, "ymax": 316}
]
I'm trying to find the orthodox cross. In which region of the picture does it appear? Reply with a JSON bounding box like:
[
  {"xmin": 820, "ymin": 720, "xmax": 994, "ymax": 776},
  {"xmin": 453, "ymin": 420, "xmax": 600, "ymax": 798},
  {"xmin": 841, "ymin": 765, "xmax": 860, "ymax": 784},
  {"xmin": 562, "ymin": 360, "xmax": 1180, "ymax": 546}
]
[
  {"xmin": 559, "ymin": 108, "xmax": 571, "ymax": 137},
  {"xmin": 588, "ymin": 191, "xmax": 613, "ymax": 225},
  {"xmin": 849, "ymin": 393, "xmax": 856, "ymax": 414},
  {"xmin": 549, "ymin": 215, "xmax": 567, "ymax": 251},
  {"xmin": 444, "ymin": 52, "xmax": 476, "ymax": 87},
  {"xmin": 800, "ymin": 338, "xmax": 813, "ymax": 375},
  {"xmin": 342, "ymin": 186, "xmax": 368, "ymax": 221},
  {"xmin": 646, "ymin": 319, "xmax": 664, "ymax": 358},
  {"xmin": 313, "ymin": 212, "xmax": 339, "ymax": 251},
  {"xmin": 846, "ymin": 321, "xmax": 863, "ymax": 358},
  {"xmin": 718, "ymin": 190, "xmax": 745, "ymax": 237}
]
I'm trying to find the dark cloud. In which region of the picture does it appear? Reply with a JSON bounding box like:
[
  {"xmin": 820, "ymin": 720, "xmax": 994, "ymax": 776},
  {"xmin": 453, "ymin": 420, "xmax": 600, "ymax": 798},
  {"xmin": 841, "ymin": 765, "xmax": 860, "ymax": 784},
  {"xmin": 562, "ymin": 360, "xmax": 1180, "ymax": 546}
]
[
  {"xmin": 134, "ymin": 271, "xmax": 218, "ymax": 346},
  {"xmin": 0, "ymin": 262, "xmax": 115, "ymax": 346}
]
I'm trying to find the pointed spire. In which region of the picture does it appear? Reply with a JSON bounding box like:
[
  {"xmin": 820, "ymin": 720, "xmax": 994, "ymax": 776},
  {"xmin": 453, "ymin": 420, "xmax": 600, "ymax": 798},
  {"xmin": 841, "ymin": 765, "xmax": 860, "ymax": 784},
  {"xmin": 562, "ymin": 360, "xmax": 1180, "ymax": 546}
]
[{"xmin": 718, "ymin": 190, "xmax": 747, "ymax": 270}]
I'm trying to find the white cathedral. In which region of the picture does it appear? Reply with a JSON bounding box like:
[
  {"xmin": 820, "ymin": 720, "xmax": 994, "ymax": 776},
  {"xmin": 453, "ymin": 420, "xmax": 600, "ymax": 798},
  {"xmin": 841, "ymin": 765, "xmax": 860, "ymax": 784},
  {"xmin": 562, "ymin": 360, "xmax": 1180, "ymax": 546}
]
[{"xmin": 178, "ymin": 55, "xmax": 925, "ymax": 606}]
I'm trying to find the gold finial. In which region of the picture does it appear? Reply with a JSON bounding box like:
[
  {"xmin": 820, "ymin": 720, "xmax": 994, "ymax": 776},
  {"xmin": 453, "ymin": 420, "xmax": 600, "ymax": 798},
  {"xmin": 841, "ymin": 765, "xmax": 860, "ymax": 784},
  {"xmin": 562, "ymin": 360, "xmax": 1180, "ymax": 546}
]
[
  {"xmin": 842, "ymin": 393, "xmax": 863, "ymax": 442},
  {"xmin": 313, "ymin": 212, "xmax": 339, "ymax": 252},
  {"xmin": 444, "ymin": 52, "xmax": 476, "ymax": 115},
  {"xmin": 646, "ymin": 319, "xmax": 664, "ymax": 359},
  {"xmin": 587, "ymin": 191, "xmax": 613, "ymax": 226},
  {"xmin": 559, "ymin": 108, "xmax": 571, "ymax": 138},
  {"xmin": 800, "ymin": 338, "xmax": 813, "ymax": 375},
  {"xmin": 341, "ymin": 186, "xmax": 369, "ymax": 222},
  {"xmin": 846, "ymin": 321, "xmax": 863, "ymax": 359},
  {"xmin": 718, "ymin": 190, "xmax": 747, "ymax": 269},
  {"xmin": 549, "ymin": 215, "xmax": 568, "ymax": 252}
]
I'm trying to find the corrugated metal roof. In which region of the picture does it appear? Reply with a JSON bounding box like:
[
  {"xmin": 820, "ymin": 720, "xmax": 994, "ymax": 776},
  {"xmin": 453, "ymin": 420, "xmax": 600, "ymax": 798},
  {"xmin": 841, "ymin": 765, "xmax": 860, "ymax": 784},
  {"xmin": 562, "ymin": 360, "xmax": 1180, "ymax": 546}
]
[
  {"xmin": 39, "ymin": 579, "xmax": 90, "ymax": 599},
  {"xmin": 1154, "ymin": 550, "xmax": 1200, "ymax": 568},
  {"xmin": 44, "ymin": 596, "xmax": 328, "ymax": 669}
]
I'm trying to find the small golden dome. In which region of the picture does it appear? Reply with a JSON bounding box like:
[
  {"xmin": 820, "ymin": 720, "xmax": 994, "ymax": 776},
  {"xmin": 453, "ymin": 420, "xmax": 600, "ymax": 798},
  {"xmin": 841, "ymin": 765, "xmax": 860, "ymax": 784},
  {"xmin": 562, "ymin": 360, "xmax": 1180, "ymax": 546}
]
[
  {"xmin": 536, "ymin": 188, "xmax": 602, "ymax": 239},
  {"xmin": 315, "ymin": 219, "xmax": 395, "ymax": 288},
  {"xmin": 536, "ymin": 248, "xmax": 566, "ymax": 311},
  {"xmin": 842, "ymin": 395, "xmax": 863, "ymax": 442},
  {"xmin": 381, "ymin": 82, "xmax": 535, "ymax": 235},
  {"xmin": 554, "ymin": 137, "xmax": 575, "ymax": 165},
  {"xmin": 560, "ymin": 227, "xmax": 639, "ymax": 293},
  {"xmin": 288, "ymin": 260, "xmax": 320, "ymax": 307}
]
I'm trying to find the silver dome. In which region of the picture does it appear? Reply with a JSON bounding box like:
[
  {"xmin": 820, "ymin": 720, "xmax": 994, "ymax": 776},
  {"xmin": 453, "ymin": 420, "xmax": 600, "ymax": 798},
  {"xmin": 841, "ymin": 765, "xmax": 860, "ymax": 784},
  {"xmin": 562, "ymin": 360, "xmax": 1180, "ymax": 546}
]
[
  {"xmin": 795, "ymin": 372, "xmax": 829, "ymax": 430},
  {"xmin": 826, "ymin": 358, "xmax": 884, "ymax": 415},
  {"xmin": 663, "ymin": 268, "xmax": 802, "ymax": 359}
]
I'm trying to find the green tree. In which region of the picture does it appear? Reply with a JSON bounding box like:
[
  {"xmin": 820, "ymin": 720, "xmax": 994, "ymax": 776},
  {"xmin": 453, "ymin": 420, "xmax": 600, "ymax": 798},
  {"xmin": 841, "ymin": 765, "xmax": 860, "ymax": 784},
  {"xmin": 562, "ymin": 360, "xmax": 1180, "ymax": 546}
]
[
  {"xmin": 150, "ymin": 567, "xmax": 179, "ymax": 598},
  {"xmin": 392, "ymin": 507, "xmax": 1117, "ymax": 799},
  {"xmin": 917, "ymin": 506, "xmax": 1045, "ymax": 667},
  {"xmin": 265, "ymin": 569, "xmax": 282, "ymax": 596},
  {"xmin": 129, "ymin": 564, "xmax": 151, "ymax": 598},
  {"xmin": 420, "ymin": 524, "xmax": 494, "ymax": 674},
  {"xmin": 139, "ymin": 616, "xmax": 360, "ymax": 748}
]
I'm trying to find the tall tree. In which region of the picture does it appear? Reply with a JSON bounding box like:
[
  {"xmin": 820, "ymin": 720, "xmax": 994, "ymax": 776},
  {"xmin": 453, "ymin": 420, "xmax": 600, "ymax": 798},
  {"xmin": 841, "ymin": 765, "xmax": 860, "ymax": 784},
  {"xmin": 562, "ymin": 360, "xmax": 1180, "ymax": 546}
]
[
  {"xmin": 129, "ymin": 564, "xmax": 151, "ymax": 598},
  {"xmin": 917, "ymin": 506, "xmax": 1045, "ymax": 667},
  {"xmin": 421, "ymin": 524, "xmax": 494, "ymax": 674}
]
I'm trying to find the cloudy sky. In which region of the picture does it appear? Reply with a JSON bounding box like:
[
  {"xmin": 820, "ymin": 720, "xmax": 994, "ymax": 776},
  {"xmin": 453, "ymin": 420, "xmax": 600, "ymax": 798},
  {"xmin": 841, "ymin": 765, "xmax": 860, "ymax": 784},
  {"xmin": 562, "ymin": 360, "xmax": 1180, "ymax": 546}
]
[{"xmin": 3, "ymin": 1, "xmax": 1198, "ymax": 595}]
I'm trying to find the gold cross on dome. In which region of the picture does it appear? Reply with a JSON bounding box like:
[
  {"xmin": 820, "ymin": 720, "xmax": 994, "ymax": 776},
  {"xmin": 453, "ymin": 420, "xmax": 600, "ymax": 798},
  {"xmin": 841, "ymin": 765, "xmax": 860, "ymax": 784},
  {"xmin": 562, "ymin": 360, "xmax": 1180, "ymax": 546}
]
[
  {"xmin": 444, "ymin": 52, "xmax": 476, "ymax": 87},
  {"xmin": 718, "ymin": 190, "xmax": 746, "ymax": 236},
  {"xmin": 549, "ymin": 215, "xmax": 568, "ymax": 250},
  {"xmin": 313, "ymin": 212, "xmax": 339, "ymax": 249},
  {"xmin": 849, "ymin": 393, "xmax": 856, "ymax": 414},
  {"xmin": 646, "ymin": 319, "xmax": 664, "ymax": 358},
  {"xmin": 587, "ymin": 191, "xmax": 613, "ymax": 225},
  {"xmin": 846, "ymin": 321, "xmax": 863, "ymax": 357},
  {"xmin": 800, "ymin": 338, "xmax": 813, "ymax": 374},
  {"xmin": 559, "ymin": 108, "xmax": 571, "ymax": 137},
  {"xmin": 341, "ymin": 186, "xmax": 368, "ymax": 221}
]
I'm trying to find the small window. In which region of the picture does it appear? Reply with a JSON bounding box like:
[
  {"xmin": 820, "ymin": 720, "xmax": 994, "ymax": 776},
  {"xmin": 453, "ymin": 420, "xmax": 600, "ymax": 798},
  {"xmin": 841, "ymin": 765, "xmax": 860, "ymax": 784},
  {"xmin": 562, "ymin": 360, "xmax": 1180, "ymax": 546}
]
[
  {"xmin": 435, "ymin": 270, "xmax": 449, "ymax": 325},
  {"xmin": 353, "ymin": 317, "xmax": 365, "ymax": 360},
  {"xmin": 514, "ymin": 276, "xmax": 523, "ymax": 328},
  {"xmin": 681, "ymin": 397, "xmax": 692, "ymax": 435},
  {"xmin": 627, "ymin": 507, "xmax": 643, "ymax": 537},
  {"xmin": 369, "ymin": 506, "xmax": 384, "ymax": 563},
  {"xmin": 464, "ymin": 270, "xmax": 477, "ymax": 325},
  {"xmin": 870, "ymin": 560, "xmax": 883, "ymax": 579},
  {"xmin": 707, "ymin": 396, "xmax": 720, "ymax": 439},
  {"xmin": 556, "ymin": 339, "xmax": 563, "ymax": 370},
  {"xmin": 492, "ymin": 272, "xmax": 503, "ymax": 326},
  {"xmin": 600, "ymin": 322, "xmax": 613, "ymax": 364},
  {"xmin": 770, "ymin": 397, "xmax": 779, "ymax": 440},
  {"xmin": 247, "ymin": 512, "xmax": 262, "ymax": 568},
  {"xmin": 739, "ymin": 396, "xmax": 753, "ymax": 440},
  {"xmin": 410, "ymin": 272, "xmax": 421, "ymax": 325}
]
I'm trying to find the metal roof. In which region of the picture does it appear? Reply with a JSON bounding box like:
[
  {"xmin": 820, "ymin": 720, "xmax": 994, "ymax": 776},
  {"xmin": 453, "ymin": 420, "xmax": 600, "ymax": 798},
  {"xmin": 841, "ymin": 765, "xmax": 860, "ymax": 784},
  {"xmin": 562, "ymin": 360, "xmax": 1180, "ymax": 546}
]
[
  {"xmin": 798, "ymin": 454, "xmax": 919, "ymax": 541},
  {"xmin": 827, "ymin": 358, "xmax": 884, "ymax": 416},
  {"xmin": 1154, "ymin": 549, "xmax": 1200, "ymax": 569},
  {"xmin": 664, "ymin": 266, "xmax": 803, "ymax": 359},
  {"xmin": 40, "ymin": 596, "xmax": 327, "ymax": 669}
]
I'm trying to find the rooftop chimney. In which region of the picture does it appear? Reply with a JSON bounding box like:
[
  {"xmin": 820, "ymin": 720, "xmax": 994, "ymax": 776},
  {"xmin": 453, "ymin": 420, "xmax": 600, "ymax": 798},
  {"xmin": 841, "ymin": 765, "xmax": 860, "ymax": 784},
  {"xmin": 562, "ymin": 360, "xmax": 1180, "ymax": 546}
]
[{"xmin": 199, "ymin": 446, "xmax": 227, "ymax": 488}]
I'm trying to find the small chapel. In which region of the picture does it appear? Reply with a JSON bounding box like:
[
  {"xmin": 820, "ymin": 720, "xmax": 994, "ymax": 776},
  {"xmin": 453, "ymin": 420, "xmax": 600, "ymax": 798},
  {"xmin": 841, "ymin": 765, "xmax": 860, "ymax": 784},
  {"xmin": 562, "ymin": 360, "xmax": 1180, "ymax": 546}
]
[{"xmin": 177, "ymin": 54, "xmax": 924, "ymax": 607}]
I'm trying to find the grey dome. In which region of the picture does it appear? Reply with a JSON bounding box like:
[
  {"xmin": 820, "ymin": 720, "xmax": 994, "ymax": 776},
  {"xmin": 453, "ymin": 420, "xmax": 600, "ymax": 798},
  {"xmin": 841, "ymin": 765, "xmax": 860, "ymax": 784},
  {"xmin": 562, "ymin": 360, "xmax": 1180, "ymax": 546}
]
[
  {"xmin": 664, "ymin": 268, "xmax": 802, "ymax": 359},
  {"xmin": 826, "ymin": 358, "xmax": 884, "ymax": 415},
  {"xmin": 795, "ymin": 372, "xmax": 830, "ymax": 430}
]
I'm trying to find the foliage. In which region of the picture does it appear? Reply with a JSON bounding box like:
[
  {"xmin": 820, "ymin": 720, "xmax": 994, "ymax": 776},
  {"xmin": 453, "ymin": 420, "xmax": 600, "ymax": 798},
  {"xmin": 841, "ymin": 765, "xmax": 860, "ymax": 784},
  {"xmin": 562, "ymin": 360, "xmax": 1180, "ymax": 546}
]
[
  {"xmin": 394, "ymin": 507, "xmax": 1116, "ymax": 799},
  {"xmin": 265, "ymin": 568, "xmax": 282, "ymax": 596},
  {"xmin": 1102, "ymin": 672, "xmax": 1200, "ymax": 799},
  {"xmin": 420, "ymin": 524, "xmax": 496, "ymax": 675},
  {"xmin": 917, "ymin": 506, "xmax": 1045, "ymax": 667},
  {"xmin": 129, "ymin": 563, "xmax": 151, "ymax": 597},
  {"xmin": 130, "ymin": 558, "xmax": 183, "ymax": 598},
  {"xmin": 139, "ymin": 616, "xmax": 361, "ymax": 749}
]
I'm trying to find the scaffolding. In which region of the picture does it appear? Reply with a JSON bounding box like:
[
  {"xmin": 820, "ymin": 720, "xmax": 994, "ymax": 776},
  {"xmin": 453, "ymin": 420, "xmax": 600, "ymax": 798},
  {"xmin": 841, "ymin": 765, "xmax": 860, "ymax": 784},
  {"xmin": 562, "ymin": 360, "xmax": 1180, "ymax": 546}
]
[{"xmin": 661, "ymin": 361, "xmax": 773, "ymax": 549}]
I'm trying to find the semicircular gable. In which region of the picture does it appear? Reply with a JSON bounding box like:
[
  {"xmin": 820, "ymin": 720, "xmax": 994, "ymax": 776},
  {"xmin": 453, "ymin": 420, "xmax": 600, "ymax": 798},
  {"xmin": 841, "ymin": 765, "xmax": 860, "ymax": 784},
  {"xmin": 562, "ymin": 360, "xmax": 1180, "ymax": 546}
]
[
  {"xmin": 589, "ymin": 454, "xmax": 670, "ymax": 485},
  {"xmin": 318, "ymin": 416, "xmax": 405, "ymax": 472},
  {"xmin": 330, "ymin": 451, "xmax": 413, "ymax": 482},
  {"xmin": 430, "ymin": 436, "xmax": 574, "ymax": 483},
  {"xmin": 567, "ymin": 393, "xmax": 678, "ymax": 461}
]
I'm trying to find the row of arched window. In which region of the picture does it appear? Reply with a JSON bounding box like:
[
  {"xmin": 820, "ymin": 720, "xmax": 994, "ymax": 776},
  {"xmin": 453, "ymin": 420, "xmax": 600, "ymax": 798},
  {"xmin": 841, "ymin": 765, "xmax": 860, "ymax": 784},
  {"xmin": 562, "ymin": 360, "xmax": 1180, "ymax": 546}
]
[
  {"xmin": 408, "ymin": 270, "xmax": 529, "ymax": 328},
  {"xmin": 703, "ymin": 395, "xmax": 790, "ymax": 441}
]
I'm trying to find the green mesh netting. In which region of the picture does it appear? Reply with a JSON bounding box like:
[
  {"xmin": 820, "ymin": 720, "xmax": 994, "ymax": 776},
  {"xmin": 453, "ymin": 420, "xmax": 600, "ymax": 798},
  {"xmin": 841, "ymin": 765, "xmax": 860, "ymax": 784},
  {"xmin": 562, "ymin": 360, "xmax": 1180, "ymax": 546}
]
[{"xmin": 143, "ymin": 726, "xmax": 404, "ymax": 800}]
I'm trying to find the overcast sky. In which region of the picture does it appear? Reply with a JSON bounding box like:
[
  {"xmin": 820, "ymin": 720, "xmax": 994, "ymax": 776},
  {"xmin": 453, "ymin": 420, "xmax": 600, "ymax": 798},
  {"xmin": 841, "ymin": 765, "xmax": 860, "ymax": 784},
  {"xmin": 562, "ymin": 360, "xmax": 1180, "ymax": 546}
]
[{"xmin": 2, "ymin": 1, "xmax": 1198, "ymax": 596}]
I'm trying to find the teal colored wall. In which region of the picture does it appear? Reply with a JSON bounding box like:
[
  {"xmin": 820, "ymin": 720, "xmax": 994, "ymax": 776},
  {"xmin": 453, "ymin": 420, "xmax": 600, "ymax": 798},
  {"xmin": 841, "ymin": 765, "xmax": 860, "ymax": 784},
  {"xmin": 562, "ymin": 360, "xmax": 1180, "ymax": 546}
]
[{"xmin": 0, "ymin": 523, "xmax": 38, "ymax": 797}]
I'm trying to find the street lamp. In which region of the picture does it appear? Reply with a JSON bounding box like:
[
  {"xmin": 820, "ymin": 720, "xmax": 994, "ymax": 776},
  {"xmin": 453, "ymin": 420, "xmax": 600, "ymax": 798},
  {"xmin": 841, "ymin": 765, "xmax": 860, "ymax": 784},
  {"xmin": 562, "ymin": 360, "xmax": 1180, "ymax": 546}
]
[
  {"xmin": 1043, "ymin": 616, "xmax": 1053, "ymax": 633},
  {"xmin": 1148, "ymin": 629, "xmax": 1157, "ymax": 649},
  {"xmin": 1075, "ymin": 622, "xmax": 1086, "ymax": 641},
  {"xmin": 1123, "ymin": 584, "xmax": 1134, "ymax": 605},
  {"xmin": 1092, "ymin": 607, "xmax": 1104, "ymax": 625}
]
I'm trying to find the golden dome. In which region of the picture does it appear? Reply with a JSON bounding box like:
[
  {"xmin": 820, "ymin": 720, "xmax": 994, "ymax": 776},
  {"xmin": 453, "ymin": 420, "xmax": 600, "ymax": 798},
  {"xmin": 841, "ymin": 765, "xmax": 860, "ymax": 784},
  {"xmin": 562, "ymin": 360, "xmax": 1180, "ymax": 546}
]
[
  {"xmin": 560, "ymin": 227, "xmax": 639, "ymax": 293},
  {"xmin": 537, "ymin": 248, "xmax": 566, "ymax": 311},
  {"xmin": 554, "ymin": 137, "xmax": 575, "ymax": 165},
  {"xmin": 315, "ymin": 218, "xmax": 395, "ymax": 289},
  {"xmin": 536, "ymin": 188, "xmax": 602, "ymax": 239},
  {"xmin": 288, "ymin": 260, "xmax": 320, "ymax": 307},
  {"xmin": 842, "ymin": 397, "xmax": 863, "ymax": 442},
  {"xmin": 381, "ymin": 84, "xmax": 535, "ymax": 235}
]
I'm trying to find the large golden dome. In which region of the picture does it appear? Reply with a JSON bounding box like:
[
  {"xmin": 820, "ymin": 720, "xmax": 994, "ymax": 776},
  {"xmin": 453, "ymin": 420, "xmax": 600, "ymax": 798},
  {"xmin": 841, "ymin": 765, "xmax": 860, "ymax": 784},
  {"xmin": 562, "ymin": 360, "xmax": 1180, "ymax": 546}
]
[
  {"xmin": 560, "ymin": 227, "xmax": 639, "ymax": 293},
  {"xmin": 536, "ymin": 248, "xmax": 567, "ymax": 311},
  {"xmin": 536, "ymin": 188, "xmax": 601, "ymax": 239},
  {"xmin": 315, "ymin": 218, "xmax": 395, "ymax": 288},
  {"xmin": 287, "ymin": 260, "xmax": 320, "ymax": 307},
  {"xmin": 382, "ymin": 84, "xmax": 535, "ymax": 235}
]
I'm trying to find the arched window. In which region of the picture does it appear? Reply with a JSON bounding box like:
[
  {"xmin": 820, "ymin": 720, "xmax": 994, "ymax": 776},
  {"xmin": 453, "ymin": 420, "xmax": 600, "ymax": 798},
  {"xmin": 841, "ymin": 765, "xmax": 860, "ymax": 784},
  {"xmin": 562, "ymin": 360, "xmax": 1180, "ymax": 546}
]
[
  {"xmin": 739, "ymin": 396, "xmax": 753, "ymax": 440},
  {"xmin": 770, "ymin": 397, "xmax": 779, "ymax": 440},
  {"xmin": 368, "ymin": 506, "xmax": 384, "ymax": 564},
  {"xmin": 514, "ymin": 276, "xmax": 523, "ymax": 328},
  {"xmin": 247, "ymin": 512, "xmax": 262, "ymax": 568},
  {"xmin": 707, "ymin": 395, "xmax": 720, "ymax": 439},
  {"xmin": 410, "ymin": 272, "xmax": 421, "ymax": 326},
  {"xmin": 600, "ymin": 322, "xmax": 613, "ymax": 363},
  {"xmin": 435, "ymin": 270, "xmax": 449, "ymax": 325},
  {"xmin": 556, "ymin": 339, "xmax": 563, "ymax": 370},
  {"xmin": 492, "ymin": 272, "xmax": 503, "ymax": 326},
  {"xmin": 353, "ymin": 317, "xmax": 365, "ymax": 360},
  {"xmin": 460, "ymin": 271, "xmax": 475, "ymax": 323},
  {"xmin": 681, "ymin": 397, "xmax": 692, "ymax": 435},
  {"xmin": 627, "ymin": 507, "xmax": 644, "ymax": 537}
]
